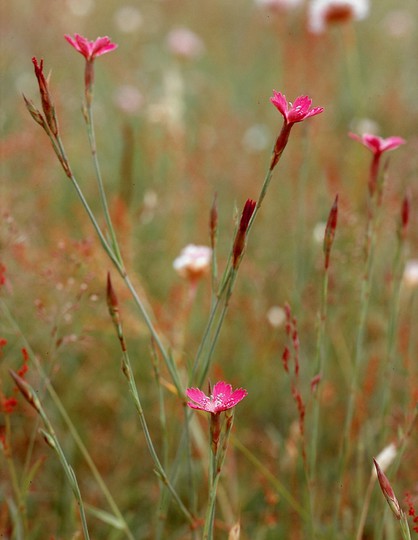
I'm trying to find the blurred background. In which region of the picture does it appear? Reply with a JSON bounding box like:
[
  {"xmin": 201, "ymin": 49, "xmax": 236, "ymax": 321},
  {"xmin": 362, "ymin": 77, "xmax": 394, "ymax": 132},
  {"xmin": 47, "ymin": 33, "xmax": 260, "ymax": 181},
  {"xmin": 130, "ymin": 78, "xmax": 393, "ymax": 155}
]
[{"xmin": 1, "ymin": 0, "xmax": 418, "ymax": 538}]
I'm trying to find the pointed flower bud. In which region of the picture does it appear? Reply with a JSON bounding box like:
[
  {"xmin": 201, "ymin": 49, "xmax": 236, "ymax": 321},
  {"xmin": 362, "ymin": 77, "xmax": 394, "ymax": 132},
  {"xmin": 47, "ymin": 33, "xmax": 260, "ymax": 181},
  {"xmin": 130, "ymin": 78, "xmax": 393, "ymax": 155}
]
[
  {"xmin": 373, "ymin": 457, "xmax": 402, "ymax": 520},
  {"xmin": 232, "ymin": 199, "xmax": 257, "ymax": 268},
  {"xmin": 323, "ymin": 194, "xmax": 339, "ymax": 270},
  {"xmin": 9, "ymin": 370, "xmax": 41, "ymax": 414},
  {"xmin": 399, "ymin": 193, "xmax": 410, "ymax": 241},
  {"xmin": 32, "ymin": 57, "xmax": 59, "ymax": 137},
  {"xmin": 209, "ymin": 193, "xmax": 218, "ymax": 250}
]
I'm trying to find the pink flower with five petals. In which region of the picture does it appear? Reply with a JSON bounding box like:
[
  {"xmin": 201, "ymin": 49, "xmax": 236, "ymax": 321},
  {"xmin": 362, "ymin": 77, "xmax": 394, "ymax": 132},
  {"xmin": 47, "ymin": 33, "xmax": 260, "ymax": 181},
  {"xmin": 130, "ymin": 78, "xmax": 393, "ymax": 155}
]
[
  {"xmin": 270, "ymin": 91, "xmax": 324, "ymax": 125},
  {"xmin": 269, "ymin": 91, "xmax": 323, "ymax": 170},
  {"xmin": 348, "ymin": 133, "xmax": 405, "ymax": 156},
  {"xmin": 187, "ymin": 381, "xmax": 247, "ymax": 414},
  {"xmin": 64, "ymin": 34, "xmax": 118, "ymax": 61}
]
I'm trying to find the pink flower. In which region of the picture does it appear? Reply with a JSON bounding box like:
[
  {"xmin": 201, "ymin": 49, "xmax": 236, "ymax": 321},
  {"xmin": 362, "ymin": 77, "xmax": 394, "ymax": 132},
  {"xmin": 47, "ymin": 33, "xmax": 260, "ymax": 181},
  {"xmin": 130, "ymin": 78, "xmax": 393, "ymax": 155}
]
[
  {"xmin": 270, "ymin": 91, "xmax": 324, "ymax": 125},
  {"xmin": 349, "ymin": 133, "xmax": 406, "ymax": 156},
  {"xmin": 349, "ymin": 133, "xmax": 405, "ymax": 197},
  {"xmin": 187, "ymin": 381, "xmax": 247, "ymax": 414},
  {"xmin": 64, "ymin": 34, "xmax": 118, "ymax": 61},
  {"xmin": 269, "ymin": 91, "xmax": 323, "ymax": 170}
]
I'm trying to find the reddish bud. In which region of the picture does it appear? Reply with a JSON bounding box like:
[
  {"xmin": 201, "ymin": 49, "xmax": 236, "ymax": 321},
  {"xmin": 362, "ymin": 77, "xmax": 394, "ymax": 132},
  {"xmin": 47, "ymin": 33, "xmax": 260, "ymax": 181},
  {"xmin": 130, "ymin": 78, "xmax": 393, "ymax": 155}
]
[
  {"xmin": 232, "ymin": 199, "xmax": 257, "ymax": 268},
  {"xmin": 398, "ymin": 193, "xmax": 410, "ymax": 241},
  {"xmin": 9, "ymin": 370, "xmax": 41, "ymax": 414},
  {"xmin": 32, "ymin": 57, "xmax": 58, "ymax": 137},
  {"xmin": 373, "ymin": 458, "xmax": 402, "ymax": 520},
  {"xmin": 209, "ymin": 193, "xmax": 218, "ymax": 250},
  {"xmin": 323, "ymin": 194, "xmax": 339, "ymax": 270}
]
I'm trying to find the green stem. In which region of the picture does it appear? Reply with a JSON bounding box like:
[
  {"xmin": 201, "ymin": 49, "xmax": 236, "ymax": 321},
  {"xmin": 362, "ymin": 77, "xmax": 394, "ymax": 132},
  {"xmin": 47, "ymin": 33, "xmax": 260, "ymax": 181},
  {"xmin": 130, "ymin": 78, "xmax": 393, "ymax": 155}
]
[
  {"xmin": 334, "ymin": 198, "xmax": 379, "ymax": 529},
  {"xmin": 0, "ymin": 300, "xmax": 135, "ymax": 540},
  {"xmin": 309, "ymin": 269, "xmax": 329, "ymax": 489},
  {"xmin": 85, "ymin": 102, "xmax": 123, "ymax": 266}
]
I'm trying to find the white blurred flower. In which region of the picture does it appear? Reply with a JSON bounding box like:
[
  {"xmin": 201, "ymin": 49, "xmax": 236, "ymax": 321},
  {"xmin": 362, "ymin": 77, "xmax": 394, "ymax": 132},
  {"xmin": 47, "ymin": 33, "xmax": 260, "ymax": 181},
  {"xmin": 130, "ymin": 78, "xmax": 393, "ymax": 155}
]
[
  {"xmin": 166, "ymin": 28, "xmax": 205, "ymax": 59},
  {"xmin": 313, "ymin": 222, "xmax": 327, "ymax": 244},
  {"xmin": 242, "ymin": 124, "xmax": 271, "ymax": 152},
  {"xmin": 403, "ymin": 259, "xmax": 418, "ymax": 289},
  {"xmin": 308, "ymin": 0, "xmax": 369, "ymax": 34},
  {"xmin": 255, "ymin": 0, "xmax": 303, "ymax": 11},
  {"xmin": 173, "ymin": 245, "xmax": 212, "ymax": 281},
  {"xmin": 114, "ymin": 85, "xmax": 144, "ymax": 114},
  {"xmin": 372, "ymin": 443, "xmax": 397, "ymax": 476},
  {"xmin": 266, "ymin": 306, "xmax": 286, "ymax": 328},
  {"xmin": 114, "ymin": 6, "xmax": 143, "ymax": 33},
  {"xmin": 349, "ymin": 118, "xmax": 380, "ymax": 136}
]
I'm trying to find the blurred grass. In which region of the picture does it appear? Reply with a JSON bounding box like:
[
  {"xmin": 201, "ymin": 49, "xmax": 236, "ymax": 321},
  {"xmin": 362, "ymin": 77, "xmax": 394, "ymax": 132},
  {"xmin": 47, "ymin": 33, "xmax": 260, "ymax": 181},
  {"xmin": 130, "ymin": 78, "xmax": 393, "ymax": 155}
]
[{"xmin": 1, "ymin": 0, "xmax": 418, "ymax": 538}]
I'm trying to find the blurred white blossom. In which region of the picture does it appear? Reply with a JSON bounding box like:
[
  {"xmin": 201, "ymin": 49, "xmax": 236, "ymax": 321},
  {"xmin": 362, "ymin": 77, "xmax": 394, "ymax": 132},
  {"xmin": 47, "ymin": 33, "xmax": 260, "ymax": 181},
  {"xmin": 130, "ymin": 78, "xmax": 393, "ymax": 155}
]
[
  {"xmin": 114, "ymin": 6, "xmax": 143, "ymax": 33},
  {"xmin": 173, "ymin": 245, "xmax": 212, "ymax": 281},
  {"xmin": 403, "ymin": 259, "xmax": 418, "ymax": 289},
  {"xmin": 308, "ymin": 0, "xmax": 369, "ymax": 34}
]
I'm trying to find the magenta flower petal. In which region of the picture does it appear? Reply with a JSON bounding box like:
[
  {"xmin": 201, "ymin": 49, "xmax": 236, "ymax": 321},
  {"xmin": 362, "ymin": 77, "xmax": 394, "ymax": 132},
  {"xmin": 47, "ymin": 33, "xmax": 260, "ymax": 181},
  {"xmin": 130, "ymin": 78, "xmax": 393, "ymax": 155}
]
[
  {"xmin": 271, "ymin": 90, "xmax": 324, "ymax": 125},
  {"xmin": 65, "ymin": 33, "xmax": 117, "ymax": 61},
  {"xmin": 270, "ymin": 90, "xmax": 288, "ymax": 117},
  {"xmin": 186, "ymin": 381, "xmax": 247, "ymax": 414},
  {"xmin": 349, "ymin": 132, "xmax": 406, "ymax": 155}
]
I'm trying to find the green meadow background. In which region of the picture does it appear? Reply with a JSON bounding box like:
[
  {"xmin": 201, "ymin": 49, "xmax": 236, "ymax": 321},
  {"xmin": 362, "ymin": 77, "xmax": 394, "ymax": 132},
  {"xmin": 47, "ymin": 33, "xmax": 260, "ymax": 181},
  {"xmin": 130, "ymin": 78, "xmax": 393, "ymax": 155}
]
[{"xmin": 1, "ymin": 0, "xmax": 417, "ymax": 538}]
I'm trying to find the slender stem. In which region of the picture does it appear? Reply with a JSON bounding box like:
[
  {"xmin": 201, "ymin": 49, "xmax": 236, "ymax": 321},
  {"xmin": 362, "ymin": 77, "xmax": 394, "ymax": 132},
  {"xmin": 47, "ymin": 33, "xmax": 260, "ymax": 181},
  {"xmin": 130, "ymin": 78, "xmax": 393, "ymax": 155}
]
[
  {"xmin": 379, "ymin": 236, "xmax": 405, "ymax": 439},
  {"xmin": 232, "ymin": 436, "xmax": 309, "ymax": 521},
  {"xmin": 309, "ymin": 269, "xmax": 329, "ymax": 487},
  {"xmin": 0, "ymin": 300, "xmax": 135, "ymax": 540},
  {"xmin": 85, "ymin": 102, "xmax": 123, "ymax": 266},
  {"xmin": 33, "ymin": 400, "xmax": 91, "ymax": 539},
  {"xmin": 334, "ymin": 197, "xmax": 379, "ymax": 529}
]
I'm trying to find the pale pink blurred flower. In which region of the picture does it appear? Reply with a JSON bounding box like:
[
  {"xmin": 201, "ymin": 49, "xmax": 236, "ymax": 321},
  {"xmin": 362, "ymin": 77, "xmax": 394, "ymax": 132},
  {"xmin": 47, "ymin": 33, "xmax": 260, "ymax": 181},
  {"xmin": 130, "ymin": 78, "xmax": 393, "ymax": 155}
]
[
  {"xmin": 308, "ymin": 0, "xmax": 369, "ymax": 34},
  {"xmin": 383, "ymin": 10, "xmax": 415, "ymax": 38},
  {"xmin": 166, "ymin": 28, "xmax": 205, "ymax": 59},
  {"xmin": 187, "ymin": 381, "xmax": 247, "ymax": 414},
  {"xmin": 64, "ymin": 33, "xmax": 118, "ymax": 61},
  {"xmin": 349, "ymin": 133, "xmax": 406, "ymax": 155},
  {"xmin": 173, "ymin": 245, "xmax": 212, "ymax": 281},
  {"xmin": 255, "ymin": 0, "xmax": 303, "ymax": 11},
  {"xmin": 114, "ymin": 85, "xmax": 144, "ymax": 114},
  {"xmin": 271, "ymin": 91, "xmax": 324, "ymax": 125}
]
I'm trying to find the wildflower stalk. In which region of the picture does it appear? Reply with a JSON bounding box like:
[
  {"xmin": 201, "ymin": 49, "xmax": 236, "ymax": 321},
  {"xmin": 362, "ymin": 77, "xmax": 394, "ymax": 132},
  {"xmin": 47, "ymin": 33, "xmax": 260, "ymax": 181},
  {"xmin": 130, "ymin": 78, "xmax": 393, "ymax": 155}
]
[
  {"xmin": 379, "ymin": 195, "xmax": 409, "ymax": 438},
  {"xmin": 106, "ymin": 275, "xmax": 196, "ymax": 528},
  {"xmin": 84, "ymin": 94, "xmax": 123, "ymax": 267},
  {"xmin": 9, "ymin": 370, "xmax": 91, "ymax": 540},
  {"xmin": 203, "ymin": 411, "xmax": 234, "ymax": 540},
  {"xmin": 334, "ymin": 193, "xmax": 379, "ymax": 526},
  {"xmin": 0, "ymin": 300, "xmax": 135, "ymax": 540},
  {"xmin": 310, "ymin": 195, "xmax": 338, "ymax": 503}
]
